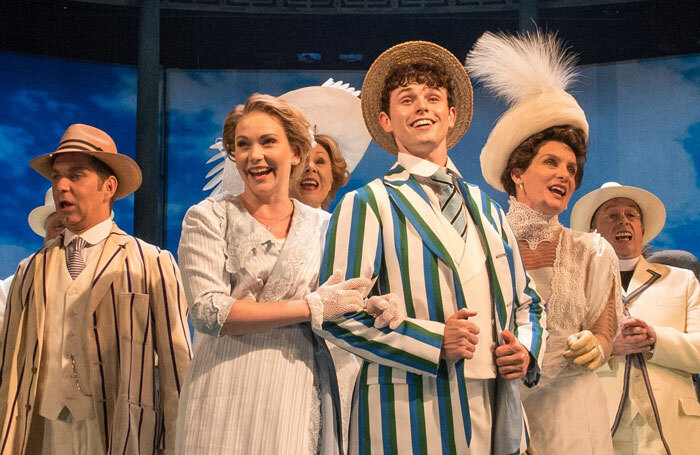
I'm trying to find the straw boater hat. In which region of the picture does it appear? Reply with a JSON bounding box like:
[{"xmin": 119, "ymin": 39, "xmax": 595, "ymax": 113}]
[
  {"xmin": 465, "ymin": 31, "xmax": 589, "ymax": 192},
  {"xmin": 360, "ymin": 41, "xmax": 473, "ymax": 155},
  {"xmin": 29, "ymin": 123, "xmax": 142, "ymax": 200},
  {"xmin": 28, "ymin": 188, "xmax": 56, "ymax": 237},
  {"xmin": 570, "ymin": 182, "xmax": 666, "ymax": 243},
  {"xmin": 279, "ymin": 78, "xmax": 371, "ymax": 173}
]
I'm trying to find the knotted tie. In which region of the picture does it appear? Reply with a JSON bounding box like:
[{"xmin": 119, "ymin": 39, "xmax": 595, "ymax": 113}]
[
  {"xmin": 431, "ymin": 170, "xmax": 468, "ymax": 240},
  {"xmin": 67, "ymin": 237, "xmax": 87, "ymax": 279}
]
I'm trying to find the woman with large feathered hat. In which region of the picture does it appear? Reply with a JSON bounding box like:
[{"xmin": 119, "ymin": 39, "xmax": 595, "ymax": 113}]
[{"xmin": 466, "ymin": 31, "xmax": 622, "ymax": 454}]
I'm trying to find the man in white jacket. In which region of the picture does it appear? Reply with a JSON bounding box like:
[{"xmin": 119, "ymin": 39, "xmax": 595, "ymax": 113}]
[{"xmin": 572, "ymin": 181, "xmax": 700, "ymax": 454}]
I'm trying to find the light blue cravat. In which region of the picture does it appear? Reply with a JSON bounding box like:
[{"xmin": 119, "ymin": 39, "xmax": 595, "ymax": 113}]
[{"xmin": 431, "ymin": 170, "xmax": 468, "ymax": 240}]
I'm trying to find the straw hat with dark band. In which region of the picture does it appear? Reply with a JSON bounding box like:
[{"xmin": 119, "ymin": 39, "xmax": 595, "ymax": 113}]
[
  {"xmin": 29, "ymin": 124, "xmax": 142, "ymax": 200},
  {"xmin": 361, "ymin": 41, "xmax": 473, "ymax": 155}
]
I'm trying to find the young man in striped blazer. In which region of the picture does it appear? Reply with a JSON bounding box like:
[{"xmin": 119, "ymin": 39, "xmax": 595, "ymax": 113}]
[
  {"xmin": 317, "ymin": 42, "xmax": 547, "ymax": 454},
  {"xmin": 0, "ymin": 124, "xmax": 192, "ymax": 454}
]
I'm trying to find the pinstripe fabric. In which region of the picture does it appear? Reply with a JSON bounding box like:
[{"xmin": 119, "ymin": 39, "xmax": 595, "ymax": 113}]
[
  {"xmin": 66, "ymin": 237, "xmax": 87, "ymax": 280},
  {"xmin": 317, "ymin": 164, "xmax": 546, "ymax": 455},
  {"xmin": 0, "ymin": 223, "xmax": 192, "ymax": 455}
]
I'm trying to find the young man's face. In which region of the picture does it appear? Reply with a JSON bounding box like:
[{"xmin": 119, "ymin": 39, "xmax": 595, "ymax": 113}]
[{"xmin": 379, "ymin": 83, "xmax": 456, "ymax": 165}]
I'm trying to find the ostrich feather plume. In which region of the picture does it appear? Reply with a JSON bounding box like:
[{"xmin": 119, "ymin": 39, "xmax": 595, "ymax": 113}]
[{"xmin": 465, "ymin": 30, "xmax": 579, "ymax": 106}]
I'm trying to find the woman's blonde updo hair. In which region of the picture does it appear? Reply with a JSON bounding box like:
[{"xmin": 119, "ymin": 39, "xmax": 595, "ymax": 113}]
[{"xmin": 222, "ymin": 93, "xmax": 312, "ymax": 166}]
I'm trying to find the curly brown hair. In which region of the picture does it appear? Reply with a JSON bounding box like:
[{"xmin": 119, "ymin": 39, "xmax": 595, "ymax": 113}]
[
  {"xmin": 314, "ymin": 135, "xmax": 349, "ymax": 209},
  {"xmin": 500, "ymin": 125, "xmax": 588, "ymax": 196},
  {"xmin": 380, "ymin": 62, "xmax": 454, "ymax": 115},
  {"xmin": 222, "ymin": 94, "xmax": 312, "ymax": 166}
]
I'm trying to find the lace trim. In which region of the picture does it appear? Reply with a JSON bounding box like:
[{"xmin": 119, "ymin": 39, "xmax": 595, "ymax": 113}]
[
  {"xmin": 506, "ymin": 197, "xmax": 561, "ymax": 249},
  {"xmin": 540, "ymin": 230, "xmax": 622, "ymax": 378}
]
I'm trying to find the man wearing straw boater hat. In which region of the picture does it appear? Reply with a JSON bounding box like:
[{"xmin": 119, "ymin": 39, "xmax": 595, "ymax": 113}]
[
  {"xmin": 0, "ymin": 124, "xmax": 192, "ymax": 454},
  {"xmin": 571, "ymin": 182, "xmax": 700, "ymax": 454},
  {"xmin": 316, "ymin": 41, "xmax": 546, "ymax": 454}
]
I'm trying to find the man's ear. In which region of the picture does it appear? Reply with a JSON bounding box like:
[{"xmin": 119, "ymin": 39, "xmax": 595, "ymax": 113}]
[
  {"xmin": 103, "ymin": 175, "xmax": 118, "ymax": 202},
  {"xmin": 379, "ymin": 111, "xmax": 393, "ymax": 133},
  {"xmin": 448, "ymin": 106, "xmax": 456, "ymax": 128}
]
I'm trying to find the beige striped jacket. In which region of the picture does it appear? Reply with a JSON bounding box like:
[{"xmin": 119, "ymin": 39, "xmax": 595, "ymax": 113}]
[{"xmin": 0, "ymin": 223, "xmax": 192, "ymax": 454}]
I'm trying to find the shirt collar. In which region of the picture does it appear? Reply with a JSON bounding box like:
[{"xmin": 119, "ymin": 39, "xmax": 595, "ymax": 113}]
[
  {"xmin": 63, "ymin": 218, "xmax": 113, "ymax": 247},
  {"xmin": 397, "ymin": 152, "xmax": 462, "ymax": 179},
  {"xmin": 619, "ymin": 256, "xmax": 641, "ymax": 272}
]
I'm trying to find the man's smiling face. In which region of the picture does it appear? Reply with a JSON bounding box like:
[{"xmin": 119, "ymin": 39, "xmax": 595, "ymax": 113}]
[
  {"xmin": 379, "ymin": 83, "xmax": 455, "ymax": 165},
  {"xmin": 592, "ymin": 197, "xmax": 645, "ymax": 259}
]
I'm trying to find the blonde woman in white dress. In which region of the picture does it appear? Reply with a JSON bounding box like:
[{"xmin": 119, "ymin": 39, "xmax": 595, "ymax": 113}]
[
  {"xmin": 467, "ymin": 31, "xmax": 622, "ymax": 454},
  {"xmin": 176, "ymin": 94, "xmax": 369, "ymax": 454}
]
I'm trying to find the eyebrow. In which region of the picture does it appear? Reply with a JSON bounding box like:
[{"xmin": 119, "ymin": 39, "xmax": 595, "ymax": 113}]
[
  {"xmin": 541, "ymin": 153, "xmax": 577, "ymax": 165},
  {"xmin": 394, "ymin": 87, "xmax": 413, "ymax": 96}
]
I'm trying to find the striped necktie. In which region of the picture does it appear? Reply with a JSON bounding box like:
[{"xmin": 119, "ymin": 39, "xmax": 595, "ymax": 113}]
[
  {"xmin": 431, "ymin": 170, "xmax": 468, "ymax": 240},
  {"xmin": 67, "ymin": 237, "xmax": 87, "ymax": 280}
]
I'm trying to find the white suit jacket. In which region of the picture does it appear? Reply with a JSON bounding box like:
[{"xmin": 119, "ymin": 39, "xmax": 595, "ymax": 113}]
[{"xmin": 597, "ymin": 257, "xmax": 700, "ymax": 452}]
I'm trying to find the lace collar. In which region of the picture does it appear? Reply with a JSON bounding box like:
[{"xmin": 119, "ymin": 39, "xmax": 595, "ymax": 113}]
[{"xmin": 506, "ymin": 197, "xmax": 562, "ymax": 249}]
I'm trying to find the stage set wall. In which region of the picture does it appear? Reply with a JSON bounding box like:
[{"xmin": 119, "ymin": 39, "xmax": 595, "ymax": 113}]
[{"xmin": 1, "ymin": 51, "xmax": 698, "ymax": 279}]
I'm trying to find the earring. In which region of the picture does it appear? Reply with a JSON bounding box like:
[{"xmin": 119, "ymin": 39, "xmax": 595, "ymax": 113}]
[{"xmin": 518, "ymin": 182, "xmax": 524, "ymax": 189}]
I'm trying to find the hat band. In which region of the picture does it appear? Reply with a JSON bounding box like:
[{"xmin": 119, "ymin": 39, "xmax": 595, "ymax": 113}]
[{"xmin": 56, "ymin": 139, "xmax": 104, "ymax": 152}]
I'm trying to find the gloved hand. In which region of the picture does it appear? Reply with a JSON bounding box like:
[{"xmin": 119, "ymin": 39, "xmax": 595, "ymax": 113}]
[
  {"xmin": 365, "ymin": 293, "xmax": 406, "ymax": 330},
  {"xmin": 306, "ymin": 270, "xmax": 371, "ymax": 330},
  {"xmin": 564, "ymin": 330, "xmax": 605, "ymax": 371}
]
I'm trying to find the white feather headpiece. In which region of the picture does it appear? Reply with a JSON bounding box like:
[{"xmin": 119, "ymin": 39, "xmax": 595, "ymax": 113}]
[
  {"xmin": 465, "ymin": 30, "xmax": 578, "ymax": 106},
  {"xmin": 465, "ymin": 30, "xmax": 589, "ymax": 193}
]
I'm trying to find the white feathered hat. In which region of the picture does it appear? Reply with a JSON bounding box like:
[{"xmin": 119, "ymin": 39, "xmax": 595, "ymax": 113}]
[
  {"xmin": 279, "ymin": 78, "xmax": 370, "ymax": 173},
  {"xmin": 465, "ymin": 30, "xmax": 589, "ymax": 193}
]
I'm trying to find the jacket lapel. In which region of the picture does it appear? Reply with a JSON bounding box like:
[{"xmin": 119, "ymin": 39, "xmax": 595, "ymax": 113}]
[
  {"xmin": 461, "ymin": 182, "xmax": 514, "ymax": 332},
  {"xmin": 624, "ymin": 257, "xmax": 667, "ymax": 305},
  {"xmin": 88, "ymin": 223, "xmax": 130, "ymax": 315},
  {"xmin": 383, "ymin": 166, "xmax": 458, "ymax": 271}
]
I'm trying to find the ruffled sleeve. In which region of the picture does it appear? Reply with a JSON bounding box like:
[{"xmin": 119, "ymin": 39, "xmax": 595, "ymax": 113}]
[{"xmin": 177, "ymin": 196, "xmax": 236, "ymax": 336}]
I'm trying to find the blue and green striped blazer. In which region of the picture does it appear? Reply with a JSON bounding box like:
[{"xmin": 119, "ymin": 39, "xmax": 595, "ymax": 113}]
[{"xmin": 317, "ymin": 164, "xmax": 546, "ymax": 455}]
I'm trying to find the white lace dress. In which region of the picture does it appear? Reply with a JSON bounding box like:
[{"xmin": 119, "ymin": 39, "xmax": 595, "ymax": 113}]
[
  {"xmin": 507, "ymin": 199, "xmax": 621, "ymax": 455},
  {"xmin": 175, "ymin": 195, "xmax": 338, "ymax": 454}
]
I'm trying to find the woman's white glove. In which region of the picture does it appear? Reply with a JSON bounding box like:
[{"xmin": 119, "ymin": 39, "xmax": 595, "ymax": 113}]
[
  {"xmin": 365, "ymin": 293, "xmax": 406, "ymax": 330},
  {"xmin": 306, "ymin": 270, "xmax": 371, "ymax": 330},
  {"xmin": 564, "ymin": 330, "xmax": 605, "ymax": 371}
]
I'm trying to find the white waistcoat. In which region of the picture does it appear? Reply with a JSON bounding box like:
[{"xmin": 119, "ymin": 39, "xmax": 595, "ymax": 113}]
[
  {"xmin": 37, "ymin": 248, "xmax": 99, "ymax": 421},
  {"xmin": 431, "ymin": 198, "xmax": 496, "ymax": 379}
]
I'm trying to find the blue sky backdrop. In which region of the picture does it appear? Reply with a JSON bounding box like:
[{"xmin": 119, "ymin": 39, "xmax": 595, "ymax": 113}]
[{"xmin": 1, "ymin": 51, "xmax": 698, "ymax": 278}]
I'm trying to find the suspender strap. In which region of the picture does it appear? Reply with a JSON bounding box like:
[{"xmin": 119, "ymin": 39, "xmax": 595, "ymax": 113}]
[
  {"xmin": 611, "ymin": 269, "xmax": 671, "ymax": 454},
  {"xmin": 610, "ymin": 355, "xmax": 633, "ymax": 436},
  {"xmin": 635, "ymin": 353, "xmax": 672, "ymax": 454}
]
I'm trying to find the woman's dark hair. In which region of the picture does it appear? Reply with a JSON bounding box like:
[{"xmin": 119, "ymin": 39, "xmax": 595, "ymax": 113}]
[{"xmin": 500, "ymin": 125, "xmax": 588, "ymax": 196}]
